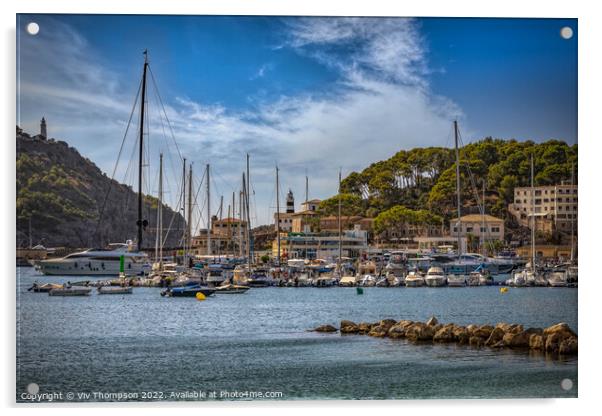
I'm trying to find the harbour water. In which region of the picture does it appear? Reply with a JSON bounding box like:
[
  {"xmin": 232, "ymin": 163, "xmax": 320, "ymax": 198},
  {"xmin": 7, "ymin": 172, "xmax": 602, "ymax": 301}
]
[{"xmin": 16, "ymin": 267, "xmax": 578, "ymax": 401}]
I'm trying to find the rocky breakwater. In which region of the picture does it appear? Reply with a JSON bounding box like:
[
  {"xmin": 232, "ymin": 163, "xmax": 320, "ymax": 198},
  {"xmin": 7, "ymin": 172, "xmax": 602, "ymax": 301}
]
[{"xmin": 313, "ymin": 318, "xmax": 577, "ymax": 357}]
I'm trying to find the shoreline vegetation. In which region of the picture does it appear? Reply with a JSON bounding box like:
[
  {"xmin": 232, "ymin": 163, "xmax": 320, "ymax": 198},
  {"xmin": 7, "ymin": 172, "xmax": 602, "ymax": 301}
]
[{"xmin": 313, "ymin": 318, "xmax": 578, "ymax": 357}]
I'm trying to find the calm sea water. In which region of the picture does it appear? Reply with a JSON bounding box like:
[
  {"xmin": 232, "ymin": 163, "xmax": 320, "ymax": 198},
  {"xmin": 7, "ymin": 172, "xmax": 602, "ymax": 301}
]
[{"xmin": 16, "ymin": 267, "xmax": 578, "ymax": 401}]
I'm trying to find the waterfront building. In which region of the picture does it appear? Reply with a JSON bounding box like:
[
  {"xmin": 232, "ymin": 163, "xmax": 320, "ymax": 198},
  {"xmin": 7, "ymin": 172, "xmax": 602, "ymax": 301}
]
[
  {"xmin": 450, "ymin": 214, "xmax": 505, "ymax": 241},
  {"xmin": 319, "ymin": 215, "xmax": 372, "ymax": 233},
  {"xmin": 191, "ymin": 217, "xmax": 248, "ymax": 256},
  {"xmin": 274, "ymin": 212, "xmax": 294, "ymax": 232},
  {"xmin": 291, "ymin": 210, "xmax": 318, "ymax": 233},
  {"xmin": 509, "ymin": 184, "xmax": 577, "ymax": 234},
  {"xmin": 271, "ymin": 226, "xmax": 368, "ymax": 260},
  {"xmin": 515, "ymin": 244, "xmax": 572, "ymax": 260},
  {"xmin": 300, "ymin": 198, "xmax": 321, "ymax": 212}
]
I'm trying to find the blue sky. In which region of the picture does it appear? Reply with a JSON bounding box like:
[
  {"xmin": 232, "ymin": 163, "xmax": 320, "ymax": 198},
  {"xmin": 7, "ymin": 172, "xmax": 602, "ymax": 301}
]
[{"xmin": 16, "ymin": 15, "xmax": 577, "ymax": 228}]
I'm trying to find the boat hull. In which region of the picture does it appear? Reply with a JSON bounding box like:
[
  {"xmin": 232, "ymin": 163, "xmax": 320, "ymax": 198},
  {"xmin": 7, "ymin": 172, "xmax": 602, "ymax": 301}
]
[{"xmin": 48, "ymin": 287, "xmax": 92, "ymax": 296}]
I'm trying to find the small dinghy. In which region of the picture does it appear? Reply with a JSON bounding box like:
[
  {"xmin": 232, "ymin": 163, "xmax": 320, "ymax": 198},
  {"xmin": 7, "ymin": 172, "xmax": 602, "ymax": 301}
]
[
  {"xmin": 161, "ymin": 285, "xmax": 216, "ymax": 298},
  {"xmin": 214, "ymin": 284, "xmax": 250, "ymax": 294},
  {"xmin": 48, "ymin": 287, "xmax": 92, "ymax": 296},
  {"xmin": 28, "ymin": 283, "xmax": 63, "ymax": 293},
  {"xmin": 98, "ymin": 286, "xmax": 133, "ymax": 295}
]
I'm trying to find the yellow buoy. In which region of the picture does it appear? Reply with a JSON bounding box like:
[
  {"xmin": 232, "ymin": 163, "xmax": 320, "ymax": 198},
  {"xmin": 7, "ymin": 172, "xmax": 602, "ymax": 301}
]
[
  {"xmin": 196, "ymin": 292, "xmax": 206, "ymax": 301},
  {"xmin": 500, "ymin": 287, "xmax": 508, "ymax": 294}
]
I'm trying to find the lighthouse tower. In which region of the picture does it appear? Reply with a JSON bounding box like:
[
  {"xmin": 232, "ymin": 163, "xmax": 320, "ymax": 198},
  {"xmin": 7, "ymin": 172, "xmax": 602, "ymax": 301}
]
[
  {"xmin": 40, "ymin": 117, "xmax": 47, "ymax": 139},
  {"xmin": 286, "ymin": 189, "xmax": 295, "ymax": 213}
]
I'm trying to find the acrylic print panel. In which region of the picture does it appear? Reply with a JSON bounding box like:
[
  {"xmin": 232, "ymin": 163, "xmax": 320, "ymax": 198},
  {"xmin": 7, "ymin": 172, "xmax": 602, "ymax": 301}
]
[{"xmin": 16, "ymin": 14, "xmax": 578, "ymax": 402}]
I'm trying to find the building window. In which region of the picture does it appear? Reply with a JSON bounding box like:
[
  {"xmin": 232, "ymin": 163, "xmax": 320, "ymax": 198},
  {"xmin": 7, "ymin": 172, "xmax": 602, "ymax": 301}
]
[
  {"xmin": 492, "ymin": 227, "xmax": 500, "ymax": 233},
  {"xmin": 466, "ymin": 227, "xmax": 473, "ymax": 232}
]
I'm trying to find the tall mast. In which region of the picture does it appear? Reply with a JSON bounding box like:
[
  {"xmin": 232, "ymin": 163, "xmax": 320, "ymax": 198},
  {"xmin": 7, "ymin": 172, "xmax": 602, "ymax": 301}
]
[
  {"xmin": 181, "ymin": 158, "xmax": 186, "ymax": 254},
  {"xmin": 239, "ymin": 190, "xmax": 243, "ymax": 257},
  {"xmin": 137, "ymin": 50, "xmax": 148, "ymax": 252},
  {"xmin": 338, "ymin": 169, "xmax": 342, "ymax": 273},
  {"xmin": 276, "ymin": 165, "xmax": 281, "ymax": 266},
  {"xmin": 187, "ymin": 164, "xmax": 193, "ymax": 263},
  {"xmin": 305, "ymin": 174, "xmax": 309, "ymax": 203},
  {"xmin": 454, "ymin": 120, "xmax": 461, "ymax": 259},
  {"xmin": 231, "ymin": 191, "xmax": 235, "ymax": 255},
  {"xmin": 243, "ymin": 172, "xmax": 251, "ymax": 271},
  {"xmin": 481, "ymin": 179, "xmax": 485, "ymax": 255},
  {"xmin": 206, "ymin": 164, "xmax": 211, "ymax": 256},
  {"xmin": 159, "ymin": 154, "xmax": 163, "ymax": 269},
  {"xmin": 570, "ymin": 162, "xmax": 575, "ymax": 263},
  {"xmin": 155, "ymin": 153, "xmax": 164, "ymax": 265},
  {"xmin": 531, "ymin": 154, "xmax": 535, "ymax": 270},
  {"xmin": 246, "ymin": 153, "xmax": 252, "ymax": 265}
]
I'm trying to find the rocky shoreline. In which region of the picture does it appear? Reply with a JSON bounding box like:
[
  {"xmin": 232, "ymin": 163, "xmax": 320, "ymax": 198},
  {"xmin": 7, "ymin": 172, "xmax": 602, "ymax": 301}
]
[{"xmin": 313, "ymin": 317, "xmax": 577, "ymax": 357}]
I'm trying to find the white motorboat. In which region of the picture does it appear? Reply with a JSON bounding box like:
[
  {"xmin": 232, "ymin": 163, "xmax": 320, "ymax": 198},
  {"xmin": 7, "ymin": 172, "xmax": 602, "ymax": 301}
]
[
  {"xmin": 37, "ymin": 242, "xmax": 150, "ymax": 276},
  {"xmin": 547, "ymin": 271, "xmax": 567, "ymax": 287},
  {"xmin": 404, "ymin": 270, "xmax": 425, "ymax": 287},
  {"xmin": 446, "ymin": 273, "xmax": 466, "ymax": 287},
  {"xmin": 424, "ymin": 267, "xmax": 447, "ymax": 287},
  {"xmin": 359, "ymin": 274, "xmax": 376, "ymax": 287}
]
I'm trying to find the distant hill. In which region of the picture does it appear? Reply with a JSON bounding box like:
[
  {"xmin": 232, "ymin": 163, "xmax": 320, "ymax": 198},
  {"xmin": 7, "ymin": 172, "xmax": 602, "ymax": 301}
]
[{"xmin": 16, "ymin": 129, "xmax": 185, "ymax": 249}]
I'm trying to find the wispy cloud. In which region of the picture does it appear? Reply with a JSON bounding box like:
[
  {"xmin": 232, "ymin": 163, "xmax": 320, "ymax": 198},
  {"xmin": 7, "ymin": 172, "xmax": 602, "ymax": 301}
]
[{"xmin": 18, "ymin": 16, "xmax": 461, "ymax": 227}]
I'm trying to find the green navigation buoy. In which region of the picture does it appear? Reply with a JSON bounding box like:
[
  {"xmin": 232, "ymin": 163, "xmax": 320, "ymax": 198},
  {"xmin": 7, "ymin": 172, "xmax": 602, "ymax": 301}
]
[
  {"xmin": 356, "ymin": 287, "xmax": 364, "ymax": 295},
  {"xmin": 119, "ymin": 255, "xmax": 125, "ymax": 273}
]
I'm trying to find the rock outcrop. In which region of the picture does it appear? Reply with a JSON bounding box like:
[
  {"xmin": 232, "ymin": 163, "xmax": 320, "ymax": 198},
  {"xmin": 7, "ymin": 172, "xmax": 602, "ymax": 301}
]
[{"xmin": 312, "ymin": 318, "xmax": 577, "ymax": 358}]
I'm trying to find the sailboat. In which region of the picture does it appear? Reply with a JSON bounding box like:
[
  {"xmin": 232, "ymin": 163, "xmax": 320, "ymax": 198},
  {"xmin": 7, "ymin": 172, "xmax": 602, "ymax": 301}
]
[
  {"xmin": 511, "ymin": 155, "xmax": 547, "ymax": 287},
  {"xmin": 446, "ymin": 121, "xmax": 468, "ymax": 287}
]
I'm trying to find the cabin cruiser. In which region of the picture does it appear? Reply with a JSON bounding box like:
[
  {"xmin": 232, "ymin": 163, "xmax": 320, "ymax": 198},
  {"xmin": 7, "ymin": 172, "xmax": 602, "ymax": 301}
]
[
  {"xmin": 314, "ymin": 274, "xmax": 338, "ymax": 287},
  {"xmin": 404, "ymin": 270, "xmax": 425, "ymax": 287},
  {"xmin": 246, "ymin": 268, "xmax": 276, "ymax": 287},
  {"xmin": 205, "ymin": 264, "xmax": 227, "ymax": 287},
  {"xmin": 547, "ymin": 270, "xmax": 567, "ymax": 287},
  {"xmin": 446, "ymin": 273, "xmax": 466, "ymax": 287},
  {"xmin": 37, "ymin": 242, "xmax": 150, "ymax": 276},
  {"xmin": 358, "ymin": 274, "xmax": 376, "ymax": 287},
  {"xmin": 424, "ymin": 267, "xmax": 447, "ymax": 287}
]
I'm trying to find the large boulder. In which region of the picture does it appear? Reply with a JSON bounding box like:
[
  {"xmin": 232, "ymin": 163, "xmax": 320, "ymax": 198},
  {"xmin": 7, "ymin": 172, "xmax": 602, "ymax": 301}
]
[
  {"xmin": 543, "ymin": 323, "xmax": 577, "ymax": 339},
  {"xmin": 485, "ymin": 327, "xmax": 506, "ymax": 346},
  {"xmin": 314, "ymin": 324, "xmax": 337, "ymax": 333},
  {"xmin": 357, "ymin": 322, "xmax": 373, "ymax": 334},
  {"xmin": 388, "ymin": 320, "xmax": 414, "ymax": 339},
  {"xmin": 469, "ymin": 336, "xmax": 485, "ymax": 348},
  {"xmin": 433, "ymin": 326, "xmax": 455, "ymax": 343},
  {"xmin": 368, "ymin": 324, "xmax": 389, "ymax": 337},
  {"xmin": 529, "ymin": 334, "xmax": 544, "ymax": 350},
  {"xmin": 406, "ymin": 322, "xmax": 435, "ymax": 341},
  {"xmin": 426, "ymin": 316, "xmax": 439, "ymax": 326},
  {"xmin": 340, "ymin": 320, "xmax": 360, "ymax": 334},
  {"xmin": 503, "ymin": 329, "xmax": 535, "ymax": 348},
  {"xmin": 559, "ymin": 337, "xmax": 578, "ymax": 355},
  {"xmin": 466, "ymin": 324, "xmax": 479, "ymax": 337},
  {"xmin": 379, "ymin": 319, "xmax": 397, "ymax": 332},
  {"xmin": 453, "ymin": 326, "xmax": 469, "ymax": 345},
  {"xmin": 473, "ymin": 325, "xmax": 494, "ymax": 339}
]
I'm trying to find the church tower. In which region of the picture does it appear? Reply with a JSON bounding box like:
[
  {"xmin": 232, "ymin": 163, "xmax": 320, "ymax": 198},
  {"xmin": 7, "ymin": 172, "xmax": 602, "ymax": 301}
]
[
  {"xmin": 40, "ymin": 117, "xmax": 47, "ymax": 139},
  {"xmin": 286, "ymin": 189, "xmax": 294, "ymax": 213}
]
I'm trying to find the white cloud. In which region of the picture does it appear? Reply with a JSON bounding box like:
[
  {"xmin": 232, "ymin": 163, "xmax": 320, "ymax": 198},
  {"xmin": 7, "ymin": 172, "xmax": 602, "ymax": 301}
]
[{"xmin": 18, "ymin": 16, "xmax": 462, "ymax": 227}]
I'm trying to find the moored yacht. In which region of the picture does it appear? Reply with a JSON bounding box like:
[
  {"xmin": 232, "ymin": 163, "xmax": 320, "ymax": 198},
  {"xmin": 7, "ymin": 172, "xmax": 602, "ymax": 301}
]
[
  {"xmin": 37, "ymin": 242, "xmax": 150, "ymax": 276},
  {"xmin": 424, "ymin": 266, "xmax": 447, "ymax": 287},
  {"xmin": 446, "ymin": 273, "xmax": 466, "ymax": 287},
  {"xmin": 404, "ymin": 270, "xmax": 425, "ymax": 287}
]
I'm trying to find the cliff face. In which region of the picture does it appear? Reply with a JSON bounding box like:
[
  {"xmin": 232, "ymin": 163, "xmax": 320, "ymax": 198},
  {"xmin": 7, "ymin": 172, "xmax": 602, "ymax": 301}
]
[{"xmin": 16, "ymin": 131, "xmax": 186, "ymax": 249}]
